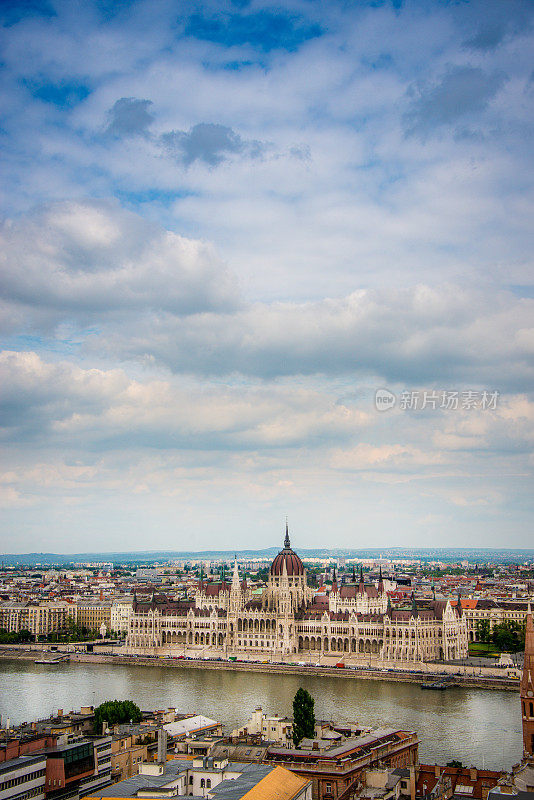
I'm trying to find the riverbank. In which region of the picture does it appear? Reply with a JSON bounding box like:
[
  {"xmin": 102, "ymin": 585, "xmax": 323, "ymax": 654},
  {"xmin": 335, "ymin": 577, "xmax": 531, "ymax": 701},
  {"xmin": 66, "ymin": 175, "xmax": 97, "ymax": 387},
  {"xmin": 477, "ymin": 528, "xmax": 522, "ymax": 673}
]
[{"xmin": 0, "ymin": 645, "xmax": 519, "ymax": 691}]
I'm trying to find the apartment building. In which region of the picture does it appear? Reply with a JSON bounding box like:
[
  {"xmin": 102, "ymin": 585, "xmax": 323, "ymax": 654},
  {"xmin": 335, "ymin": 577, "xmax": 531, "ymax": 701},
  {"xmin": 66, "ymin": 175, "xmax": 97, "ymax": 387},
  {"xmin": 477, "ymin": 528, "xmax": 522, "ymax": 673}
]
[{"xmin": 0, "ymin": 754, "xmax": 46, "ymax": 800}]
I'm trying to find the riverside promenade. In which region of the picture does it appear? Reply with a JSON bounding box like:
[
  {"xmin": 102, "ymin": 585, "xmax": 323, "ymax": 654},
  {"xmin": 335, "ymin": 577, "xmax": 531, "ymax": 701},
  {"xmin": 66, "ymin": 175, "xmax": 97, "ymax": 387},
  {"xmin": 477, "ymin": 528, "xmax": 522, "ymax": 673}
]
[{"xmin": 0, "ymin": 644, "xmax": 520, "ymax": 691}]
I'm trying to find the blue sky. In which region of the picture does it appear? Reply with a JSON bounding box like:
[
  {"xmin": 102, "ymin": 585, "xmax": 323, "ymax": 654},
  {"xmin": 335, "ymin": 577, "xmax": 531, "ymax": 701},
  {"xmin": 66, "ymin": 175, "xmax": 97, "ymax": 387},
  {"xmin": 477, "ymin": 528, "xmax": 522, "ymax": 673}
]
[{"xmin": 0, "ymin": 0, "xmax": 533, "ymax": 553}]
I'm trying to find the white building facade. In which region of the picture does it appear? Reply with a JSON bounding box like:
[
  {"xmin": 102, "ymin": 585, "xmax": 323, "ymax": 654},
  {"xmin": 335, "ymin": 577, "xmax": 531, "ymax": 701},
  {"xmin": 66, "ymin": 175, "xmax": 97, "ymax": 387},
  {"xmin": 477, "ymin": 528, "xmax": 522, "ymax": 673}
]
[{"xmin": 126, "ymin": 529, "xmax": 468, "ymax": 663}]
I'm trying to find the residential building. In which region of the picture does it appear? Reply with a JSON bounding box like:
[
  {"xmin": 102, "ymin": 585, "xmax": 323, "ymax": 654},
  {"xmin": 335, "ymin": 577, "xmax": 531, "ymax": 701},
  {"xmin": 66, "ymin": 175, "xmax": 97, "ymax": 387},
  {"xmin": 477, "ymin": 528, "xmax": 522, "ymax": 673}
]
[
  {"xmin": 110, "ymin": 736, "xmax": 149, "ymax": 784},
  {"xmin": 80, "ymin": 757, "xmax": 312, "ymax": 799},
  {"xmin": 110, "ymin": 601, "xmax": 132, "ymax": 636},
  {"xmin": 265, "ymin": 727, "xmax": 419, "ymax": 800},
  {"xmin": 0, "ymin": 603, "xmax": 73, "ymax": 638},
  {"xmin": 0, "ymin": 754, "xmax": 47, "ymax": 800},
  {"xmin": 75, "ymin": 604, "xmax": 111, "ymax": 635},
  {"xmin": 238, "ymin": 707, "xmax": 292, "ymax": 747}
]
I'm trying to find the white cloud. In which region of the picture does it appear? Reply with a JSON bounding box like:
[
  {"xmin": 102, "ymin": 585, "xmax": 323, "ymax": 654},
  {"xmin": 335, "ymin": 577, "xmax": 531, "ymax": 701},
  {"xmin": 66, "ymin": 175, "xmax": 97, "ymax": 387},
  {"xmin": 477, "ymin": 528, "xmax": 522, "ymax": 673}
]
[
  {"xmin": 0, "ymin": 0, "xmax": 533, "ymax": 550},
  {"xmin": 0, "ymin": 200, "xmax": 238, "ymax": 330}
]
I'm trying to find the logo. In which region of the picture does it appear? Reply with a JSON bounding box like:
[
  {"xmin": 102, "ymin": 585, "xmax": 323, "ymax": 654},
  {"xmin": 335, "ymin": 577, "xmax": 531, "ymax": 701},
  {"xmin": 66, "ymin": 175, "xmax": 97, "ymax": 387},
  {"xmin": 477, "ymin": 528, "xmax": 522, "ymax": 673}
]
[{"xmin": 374, "ymin": 388, "xmax": 396, "ymax": 412}]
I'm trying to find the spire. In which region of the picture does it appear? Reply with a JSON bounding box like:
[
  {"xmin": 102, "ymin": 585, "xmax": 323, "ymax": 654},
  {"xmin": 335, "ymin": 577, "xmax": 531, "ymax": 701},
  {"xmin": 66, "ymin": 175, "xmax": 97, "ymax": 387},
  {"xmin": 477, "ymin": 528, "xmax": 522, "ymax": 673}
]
[
  {"xmin": 352, "ymin": 565, "xmax": 356, "ymax": 583},
  {"xmin": 332, "ymin": 568, "xmax": 338, "ymax": 593},
  {"xmin": 520, "ymin": 603, "xmax": 534, "ymax": 756},
  {"xmin": 281, "ymin": 557, "xmax": 289, "ymax": 584},
  {"xmin": 359, "ymin": 565, "xmax": 364, "ymax": 594},
  {"xmin": 284, "ymin": 519, "xmax": 290, "ymax": 549},
  {"xmin": 231, "ymin": 557, "xmax": 240, "ymax": 592},
  {"xmin": 456, "ymin": 593, "xmax": 462, "ymax": 617},
  {"xmin": 378, "ymin": 566, "xmax": 384, "ymax": 593},
  {"xmin": 411, "ymin": 593, "xmax": 418, "ymax": 618}
]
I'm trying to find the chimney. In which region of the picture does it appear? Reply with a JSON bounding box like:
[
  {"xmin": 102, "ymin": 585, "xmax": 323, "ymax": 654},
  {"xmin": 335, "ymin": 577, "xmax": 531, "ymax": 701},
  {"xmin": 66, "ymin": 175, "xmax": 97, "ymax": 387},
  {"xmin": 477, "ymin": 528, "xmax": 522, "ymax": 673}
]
[
  {"xmin": 435, "ymin": 766, "xmax": 441, "ymax": 778},
  {"xmin": 470, "ymin": 769, "xmax": 478, "ymax": 781},
  {"xmin": 157, "ymin": 729, "xmax": 168, "ymax": 764},
  {"xmin": 409, "ymin": 764, "xmax": 416, "ymax": 800}
]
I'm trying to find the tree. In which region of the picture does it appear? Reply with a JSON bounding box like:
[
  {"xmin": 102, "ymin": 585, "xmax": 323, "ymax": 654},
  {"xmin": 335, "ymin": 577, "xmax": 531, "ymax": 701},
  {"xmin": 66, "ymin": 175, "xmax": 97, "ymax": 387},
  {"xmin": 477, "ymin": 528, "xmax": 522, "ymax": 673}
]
[
  {"xmin": 491, "ymin": 621, "xmax": 525, "ymax": 653},
  {"xmin": 292, "ymin": 688, "xmax": 315, "ymax": 747},
  {"xmin": 475, "ymin": 620, "xmax": 491, "ymax": 643},
  {"xmin": 93, "ymin": 700, "xmax": 142, "ymax": 732}
]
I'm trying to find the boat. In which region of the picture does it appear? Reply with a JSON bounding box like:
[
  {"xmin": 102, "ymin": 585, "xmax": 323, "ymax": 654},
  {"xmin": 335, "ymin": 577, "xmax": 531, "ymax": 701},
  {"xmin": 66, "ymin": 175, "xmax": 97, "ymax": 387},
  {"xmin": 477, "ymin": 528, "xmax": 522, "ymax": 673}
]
[{"xmin": 34, "ymin": 655, "xmax": 68, "ymax": 664}]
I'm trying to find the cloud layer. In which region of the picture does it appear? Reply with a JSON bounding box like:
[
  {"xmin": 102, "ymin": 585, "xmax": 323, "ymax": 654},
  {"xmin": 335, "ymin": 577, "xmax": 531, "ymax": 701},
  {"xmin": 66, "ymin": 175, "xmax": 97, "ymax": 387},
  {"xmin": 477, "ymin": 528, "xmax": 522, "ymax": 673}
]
[{"xmin": 0, "ymin": 0, "xmax": 533, "ymax": 551}]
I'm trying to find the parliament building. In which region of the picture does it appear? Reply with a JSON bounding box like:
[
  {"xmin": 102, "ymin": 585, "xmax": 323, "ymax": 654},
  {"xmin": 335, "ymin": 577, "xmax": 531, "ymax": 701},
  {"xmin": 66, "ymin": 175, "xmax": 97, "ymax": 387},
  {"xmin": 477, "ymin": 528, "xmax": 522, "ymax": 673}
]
[{"xmin": 126, "ymin": 528, "xmax": 468, "ymax": 663}]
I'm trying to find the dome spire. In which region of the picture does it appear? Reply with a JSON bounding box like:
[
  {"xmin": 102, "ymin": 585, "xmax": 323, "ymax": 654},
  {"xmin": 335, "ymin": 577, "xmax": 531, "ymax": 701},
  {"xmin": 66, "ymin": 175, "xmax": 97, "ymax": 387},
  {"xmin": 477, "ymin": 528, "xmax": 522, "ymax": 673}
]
[{"xmin": 284, "ymin": 518, "xmax": 290, "ymax": 549}]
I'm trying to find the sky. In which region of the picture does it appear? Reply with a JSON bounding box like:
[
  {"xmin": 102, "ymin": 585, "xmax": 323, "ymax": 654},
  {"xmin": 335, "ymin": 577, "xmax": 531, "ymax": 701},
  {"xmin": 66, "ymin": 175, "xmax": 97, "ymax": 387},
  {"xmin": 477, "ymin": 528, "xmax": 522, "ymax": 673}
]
[{"xmin": 0, "ymin": 0, "xmax": 533, "ymax": 554}]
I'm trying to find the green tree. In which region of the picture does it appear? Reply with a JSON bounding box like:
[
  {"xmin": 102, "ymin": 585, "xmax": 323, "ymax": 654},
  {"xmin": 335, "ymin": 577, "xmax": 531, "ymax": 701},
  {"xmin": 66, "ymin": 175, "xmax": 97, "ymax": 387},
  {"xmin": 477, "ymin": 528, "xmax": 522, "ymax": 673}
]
[
  {"xmin": 491, "ymin": 621, "xmax": 525, "ymax": 653},
  {"xmin": 93, "ymin": 700, "xmax": 142, "ymax": 732},
  {"xmin": 475, "ymin": 620, "xmax": 491, "ymax": 643},
  {"xmin": 292, "ymin": 688, "xmax": 315, "ymax": 747}
]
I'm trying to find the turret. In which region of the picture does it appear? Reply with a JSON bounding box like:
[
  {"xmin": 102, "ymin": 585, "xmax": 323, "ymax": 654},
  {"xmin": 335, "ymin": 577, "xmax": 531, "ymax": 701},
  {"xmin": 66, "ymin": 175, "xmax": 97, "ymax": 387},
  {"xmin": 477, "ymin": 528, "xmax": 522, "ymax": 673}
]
[
  {"xmin": 411, "ymin": 594, "xmax": 418, "ymax": 618},
  {"xmin": 229, "ymin": 557, "xmax": 242, "ymax": 613},
  {"xmin": 520, "ymin": 603, "xmax": 534, "ymax": 757},
  {"xmin": 231, "ymin": 557, "xmax": 240, "ymax": 591},
  {"xmin": 386, "ymin": 595, "xmax": 393, "ymax": 617},
  {"xmin": 331, "ymin": 568, "xmax": 338, "ymax": 594}
]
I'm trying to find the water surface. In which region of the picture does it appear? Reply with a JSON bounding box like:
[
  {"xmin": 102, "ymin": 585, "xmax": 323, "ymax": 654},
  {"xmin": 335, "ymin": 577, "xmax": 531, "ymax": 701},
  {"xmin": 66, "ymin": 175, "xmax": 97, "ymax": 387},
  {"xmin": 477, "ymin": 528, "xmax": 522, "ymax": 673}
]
[{"xmin": 0, "ymin": 660, "xmax": 522, "ymax": 770}]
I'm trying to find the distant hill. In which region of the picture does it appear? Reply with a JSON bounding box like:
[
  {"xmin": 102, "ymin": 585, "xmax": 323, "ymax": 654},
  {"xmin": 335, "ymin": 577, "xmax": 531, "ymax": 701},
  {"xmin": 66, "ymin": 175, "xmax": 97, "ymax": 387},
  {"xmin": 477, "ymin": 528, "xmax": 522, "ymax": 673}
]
[{"xmin": 1, "ymin": 546, "xmax": 533, "ymax": 567}]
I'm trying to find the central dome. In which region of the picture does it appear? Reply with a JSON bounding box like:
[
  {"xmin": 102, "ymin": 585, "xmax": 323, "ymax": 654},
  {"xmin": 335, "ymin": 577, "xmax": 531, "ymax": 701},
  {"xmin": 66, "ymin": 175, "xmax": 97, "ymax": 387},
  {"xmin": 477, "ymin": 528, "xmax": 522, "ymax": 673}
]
[{"xmin": 270, "ymin": 525, "xmax": 304, "ymax": 576}]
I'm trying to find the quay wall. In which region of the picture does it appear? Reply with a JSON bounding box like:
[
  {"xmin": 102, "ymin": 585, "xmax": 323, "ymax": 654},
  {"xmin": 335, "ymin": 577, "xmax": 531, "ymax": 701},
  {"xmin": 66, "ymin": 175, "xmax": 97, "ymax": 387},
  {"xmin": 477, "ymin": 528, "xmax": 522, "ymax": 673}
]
[{"xmin": 0, "ymin": 645, "xmax": 519, "ymax": 691}]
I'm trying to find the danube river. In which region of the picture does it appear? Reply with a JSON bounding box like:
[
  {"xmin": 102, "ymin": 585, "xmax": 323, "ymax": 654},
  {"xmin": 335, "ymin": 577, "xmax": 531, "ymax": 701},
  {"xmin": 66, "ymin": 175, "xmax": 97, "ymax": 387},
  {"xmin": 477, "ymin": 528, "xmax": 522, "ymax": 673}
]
[{"xmin": 0, "ymin": 659, "xmax": 522, "ymax": 770}]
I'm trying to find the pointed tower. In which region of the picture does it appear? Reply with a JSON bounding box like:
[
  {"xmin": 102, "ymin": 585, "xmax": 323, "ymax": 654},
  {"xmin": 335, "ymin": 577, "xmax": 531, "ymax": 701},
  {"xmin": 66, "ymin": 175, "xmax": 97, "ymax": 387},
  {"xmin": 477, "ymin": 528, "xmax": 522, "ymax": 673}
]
[
  {"xmin": 378, "ymin": 566, "xmax": 384, "ymax": 594},
  {"xmin": 520, "ymin": 604, "xmax": 534, "ymax": 757},
  {"xmin": 331, "ymin": 568, "xmax": 338, "ymax": 593},
  {"xmin": 230, "ymin": 556, "xmax": 242, "ymax": 613},
  {"xmin": 278, "ymin": 559, "xmax": 293, "ymax": 652},
  {"xmin": 284, "ymin": 518, "xmax": 290, "ymax": 549},
  {"xmin": 231, "ymin": 557, "xmax": 240, "ymax": 590},
  {"xmin": 411, "ymin": 593, "xmax": 418, "ymax": 618},
  {"xmin": 456, "ymin": 593, "xmax": 462, "ymax": 617},
  {"xmin": 359, "ymin": 566, "xmax": 365, "ymax": 595},
  {"xmin": 352, "ymin": 565, "xmax": 356, "ymax": 583}
]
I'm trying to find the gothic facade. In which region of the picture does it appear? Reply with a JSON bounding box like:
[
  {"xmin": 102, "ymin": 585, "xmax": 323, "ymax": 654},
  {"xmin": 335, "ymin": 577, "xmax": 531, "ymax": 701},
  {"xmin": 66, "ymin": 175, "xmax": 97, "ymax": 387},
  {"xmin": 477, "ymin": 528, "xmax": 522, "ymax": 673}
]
[{"xmin": 126, "ymin": 530, "xmax": 468, "ymax": 663}]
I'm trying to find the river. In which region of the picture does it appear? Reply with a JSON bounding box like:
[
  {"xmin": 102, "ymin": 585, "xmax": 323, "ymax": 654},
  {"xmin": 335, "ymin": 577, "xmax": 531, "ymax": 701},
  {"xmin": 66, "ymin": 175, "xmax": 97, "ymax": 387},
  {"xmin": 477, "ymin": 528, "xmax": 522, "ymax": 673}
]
[{"xmin": 0, "ymin": 659, "xmax": 523, "ymax": 770}]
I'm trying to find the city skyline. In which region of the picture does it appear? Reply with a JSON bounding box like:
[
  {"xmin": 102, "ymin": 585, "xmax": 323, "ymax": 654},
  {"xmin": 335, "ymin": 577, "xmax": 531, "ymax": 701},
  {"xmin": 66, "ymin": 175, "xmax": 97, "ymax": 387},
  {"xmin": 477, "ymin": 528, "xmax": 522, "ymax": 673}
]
[{"xmin": 1, "ymin": 0, "xmax": 533, "ymax": 553}]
